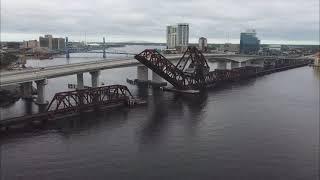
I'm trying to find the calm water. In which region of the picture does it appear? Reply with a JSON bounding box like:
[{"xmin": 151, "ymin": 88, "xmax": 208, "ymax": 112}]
[{"xmin": 0, "ymin": 46, "xmax": 319, "ymax": 180}]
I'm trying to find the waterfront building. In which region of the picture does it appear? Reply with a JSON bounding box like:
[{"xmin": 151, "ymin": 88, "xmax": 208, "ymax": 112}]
[
  {"xmin": 198, "ymin": 37, "xmax": 208, "ymax": 52},
  {"xmin": 39, "ymin": 35, "xmax": 50, "ymax": 49},
  {"xmin": 39, "ymin": 35, "xmax": 65, "ymax": 50},
  {"xmin": 240, "ymin": 29, "xmax": 260, "ymax": 54},
  {"xmin": 22, "ymin": 40, "xmax": 38, "ymax": 49},
  {"xmin": 166, "ymin": 23, "xmax": 189, "ymax": 52},
  {"xmin": 58, "ymin": 38, "xmax": 66, "ymax": 50}
]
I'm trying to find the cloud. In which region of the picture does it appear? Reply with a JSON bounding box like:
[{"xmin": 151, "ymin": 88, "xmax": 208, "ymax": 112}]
[{"xmin": 1, "ymin": 0, "xmax": 319, "ymax": 44}]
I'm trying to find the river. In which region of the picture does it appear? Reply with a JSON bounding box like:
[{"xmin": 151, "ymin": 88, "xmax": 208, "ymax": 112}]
[{"xmin": 0, "ymin": 45, "xmax": 319, "ymax": 180}]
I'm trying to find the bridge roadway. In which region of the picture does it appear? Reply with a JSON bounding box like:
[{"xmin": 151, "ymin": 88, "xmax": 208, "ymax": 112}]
[
  {"xmin": 1, "ymin": 54, "xmax": 312, "ymax": 87},
  {"xmin": 0, "ymin": 55, "xmax": 187, "ymax": 87}
]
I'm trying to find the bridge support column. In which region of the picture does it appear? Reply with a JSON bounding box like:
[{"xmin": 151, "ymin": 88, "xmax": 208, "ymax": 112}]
[
  {"xmin": 152, "ymin": 71, "xmax": 163, "ymax": 83},
  {"xmin": 77, "ymin": 73, "xmax": 84, "ymax": 89},
  {"xmin": 217, "ymin": 61, "xmax": 227, "ymax": 70},
  {"xmin": 20, "ymin": 82, "xmax": 33, "ymax": 99},
  {"xmin": 90, "ymin": 71, "xmax": 100, "ymax": 88},
  {"xmin": 137, "ymin": 66, "xmax": 148, "ymax": 81},
  {"xmin": 35, "ymin": 79, "xmax": 48, "ymax": 105},
  {"xmin": 66, "ymin": 37, "xmax": 70, "ymax": 59},
  {"xmin": 240, "ymin": 62, "xmax": 246, "ymax": 67},
  {"xmin": 103, "ymin": 37, "xmax": 106, "ymax": 58},
  {"xmin": 231, "ymin": 62, "xmax": 240, "ymax": 69}
]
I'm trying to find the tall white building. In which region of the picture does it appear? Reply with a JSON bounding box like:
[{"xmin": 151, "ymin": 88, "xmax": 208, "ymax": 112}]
[
  {"xmin": 166, "ymin": 26, "xmax": 177, "ymax": 49},
  {"xmin": 166, "ymin": 23, "xmax": 189, "ymax": 51}
]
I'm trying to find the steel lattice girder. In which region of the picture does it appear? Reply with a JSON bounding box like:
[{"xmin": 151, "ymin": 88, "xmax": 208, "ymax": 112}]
[{"xmin": 47, "ymin": 85, "xmax": 133, "ymax": 114}]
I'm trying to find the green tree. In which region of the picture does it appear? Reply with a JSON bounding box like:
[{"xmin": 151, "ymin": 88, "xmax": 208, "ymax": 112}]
[{"xmin": 0, "ymin": 53, "xmax": 18, "ymax": 68}]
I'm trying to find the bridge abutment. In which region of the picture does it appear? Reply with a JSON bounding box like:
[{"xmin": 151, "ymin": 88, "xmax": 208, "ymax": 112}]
[
  {"xmin": 137, "ymin": 66, "xmax": 148, "ymax": 81},
  {"xmin": 77, "ymin": 73, "xmax": 84, "ymax": 89},
  {"xmin": 35, "ymin": 79, "xmax": 48, "ymax": 105},
  {"xmin": 90, "ymin": 71, "xmax": 100, "ymax": 88},
  {"xmin": 20, "ymin": 82, "xmax": 33, "ymax": 99}
]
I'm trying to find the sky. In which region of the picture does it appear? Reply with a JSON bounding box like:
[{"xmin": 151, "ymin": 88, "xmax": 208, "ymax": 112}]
[{"xmin": 1, "ymin": 0, "xmax": 319, "ymax": 44}]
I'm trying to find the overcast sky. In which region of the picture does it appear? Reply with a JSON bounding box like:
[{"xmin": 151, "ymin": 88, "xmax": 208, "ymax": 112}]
[{"xmin": 1, "ymin": 0, "xmax": 319, "ymax": 44}]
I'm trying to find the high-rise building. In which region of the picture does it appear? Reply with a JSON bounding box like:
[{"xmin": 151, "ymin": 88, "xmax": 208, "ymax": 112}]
[
  {"xmin": 58, "ymin": 38, "xmax": 65, "ymax": 50},
  {"xmin": 39, "ymin": 35, "xmax": 65, "ymax": 50},
  {"xmin": 198, "ymin": 37, "xmax": 208, "ymax": 52},
  {"xmin": 166, "ymin": 23, "xmax": 189, "ymax": 51},
  {"xmin": 52, "ymin": 38, "xmax": 59, "ymax": 50},
  {"xmin": 45, "ymin": 35, "xmax": 53, "ymax": 49},
  {"xmin": 176, "ymin": 23, "xmax": 189, "ymax": 47},
  {"xmin": 166, "ymin": 26, "xmax": 177, "ymax": 49},
  {"xmin": 240, "ymin": 29, "xmax": 260, "ymax": 54},
  {"xmin": 39, "ymin": 36, "xmax": 50, "ymax": 49}
]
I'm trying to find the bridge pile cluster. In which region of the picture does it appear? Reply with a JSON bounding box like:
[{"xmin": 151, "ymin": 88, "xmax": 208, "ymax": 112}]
[{"xmin": 135, "ymin": 47, "xmax": 311, "ymax": 90}]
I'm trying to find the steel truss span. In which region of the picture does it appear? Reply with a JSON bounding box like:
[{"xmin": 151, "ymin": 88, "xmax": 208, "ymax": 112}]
[
  {"xmin": 135, "ymin": 46, "xmax": 311, "ymax": 90},
  {"xmin": 0, "ymin": 85, "xmax": 135, "ymax": 128},
  {"xmin": 47, "ymin": 85, "xmax": 133, "ymax": 114}
]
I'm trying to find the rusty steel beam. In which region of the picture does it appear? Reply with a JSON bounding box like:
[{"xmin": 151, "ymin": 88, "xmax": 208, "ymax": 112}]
[{"xmin": 46, "ymin": 85, "xmax": 133, "ymax": 114}]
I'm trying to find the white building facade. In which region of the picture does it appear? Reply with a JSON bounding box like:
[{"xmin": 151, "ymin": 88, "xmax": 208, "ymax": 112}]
[
  {"xmin": 166, "ymin": 26, "xmax": 177, "ymax": 49},
  {"xmin": 166, "ymin": 23, "xmax": 189, "ymax": 51}
]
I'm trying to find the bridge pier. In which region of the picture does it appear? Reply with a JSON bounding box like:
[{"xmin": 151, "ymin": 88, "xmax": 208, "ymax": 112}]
[
  {"xmin": 240, "ymin": 62, "xmax": 246, "ymax": 67},
  {"xmin": 103, "ymin": 37, "xmax": 106, "ymax": 58},
  {"xmin": 90, "ymin": 71, "xmax": 100, "ymax": 88},
  {"xmin": 35, "ymin": 79, "xmax": 48, "ymax": 105},
  {"xmin": 137, "ymin": 66, "xmax": 148, "ymax": 81},
  {"xmin": 152, "ymin": 71, "xmax": 163, "ymax": 83},
  {"xmin": 231, "ymin": 62, "xmax": 240, "ymax": 69},
  {"xmin": 217, "ymin": 61, "xmax": 227, "ymax": 70},
  {"xmin": 20, "ymin": 82, "xmax": 33, "ymax": 99},
  {"xmin": 66, "ymin": 37, "xmax": 70, "ymax": 58},
  {"xmin": 77, "ymin": 73, "xmax": 84, "ymax": 89}
]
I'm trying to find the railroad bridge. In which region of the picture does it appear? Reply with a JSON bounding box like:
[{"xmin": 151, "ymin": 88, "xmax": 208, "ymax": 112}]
[
  {"xmin": 0, "ymin": 47, "xmax": 313, "ymax": 130},
  {"xmin": 0, "ymin": 85, "xmax": 141, "ymax": 129},
  {"xmin": 135, "ymin": 46, "xmax": 312, "ymax": 90}
]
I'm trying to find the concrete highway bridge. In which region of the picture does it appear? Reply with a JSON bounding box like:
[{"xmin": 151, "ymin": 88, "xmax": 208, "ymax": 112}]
[{"xmin": 0, "ymin": 53, "xmax": 312, "ymax": 104}]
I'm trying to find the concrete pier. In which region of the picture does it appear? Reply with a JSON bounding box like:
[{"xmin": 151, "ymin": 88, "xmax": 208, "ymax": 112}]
[
  {"xmin": 77, "ymin": 73, "xmax": 84, "ymax": 89},
  {"xmin": 103, "ymin": 37, "xmax": 106, "ymax": 58},
  {"xmin": 231, "ymin": 62, "xmax": 240, "ymax": 69},
  {"xmin": 90, "ymin": 71, "xmax": 100, "ymax": 88},
  {"xmin": 137, "ymin": 66, "xmax": 148, "ymax": 81},
  {"xmin": 66, "ymin": 37, "xmax": 70, "ymax": 59},
  {"xmin": 152, "ymin": 71, "xmax": 163, "ymax": 83},
  {"xmin": 217, "ymin": 62, "xmax": 227, "ymax": 70},
  {"xmin": 20, "ymin": 82, "xmax": 33, "ymax": 99},
  {"xmin": 35, "ymin": 79, "xmax": 48, "ymax": 105}
]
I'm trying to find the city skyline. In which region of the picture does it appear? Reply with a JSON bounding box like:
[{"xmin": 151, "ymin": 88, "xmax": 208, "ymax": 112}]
[{"xmin": 1, "ymin": 0, "xmax": 319, "ymax": 45}]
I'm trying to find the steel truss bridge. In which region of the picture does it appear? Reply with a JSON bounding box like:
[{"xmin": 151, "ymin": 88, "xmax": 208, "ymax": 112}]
[
  {"xmin": 0, "ymin": 85, "xmax": 137, "ymax": 129},
  {"xmin": 135, "ymin": 46, "xmax": 312, "ymax": 90}
]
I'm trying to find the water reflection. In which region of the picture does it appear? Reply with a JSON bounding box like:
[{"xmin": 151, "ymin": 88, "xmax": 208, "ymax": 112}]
[
  {"xmin": 24, "ymin": 100, "xmax": 34, "ymax": 115},
  {"xmin": 138, "ymin": 89, "xmax": 208, "ymax": 149}
]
